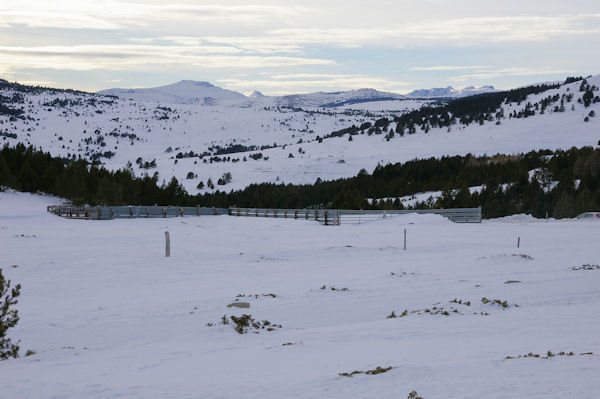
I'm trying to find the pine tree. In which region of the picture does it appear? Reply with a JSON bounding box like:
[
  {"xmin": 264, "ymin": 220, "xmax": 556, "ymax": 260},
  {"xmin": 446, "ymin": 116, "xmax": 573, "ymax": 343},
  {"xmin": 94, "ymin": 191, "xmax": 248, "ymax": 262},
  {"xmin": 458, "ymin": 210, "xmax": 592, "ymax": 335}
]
[
  {"xmin": 0, "ymin": 154, "xmax": 15, "ymax": 189},
  {"xmin": 0, "ymin": 269, "xmax": 21, "ymax": 360}
]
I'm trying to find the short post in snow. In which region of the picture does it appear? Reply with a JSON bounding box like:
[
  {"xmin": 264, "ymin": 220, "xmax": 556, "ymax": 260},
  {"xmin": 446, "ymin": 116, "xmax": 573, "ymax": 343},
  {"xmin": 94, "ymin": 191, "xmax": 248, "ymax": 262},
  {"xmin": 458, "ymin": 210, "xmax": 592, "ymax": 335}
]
[
  {"xmin": 404, "ymin": 229, "xmax": 407, "ymax": 251},
  {"xmin": 517, "ymin": 236, "xmax": 520, "ymax": 249},
  {"xmin": 165, "ymin": 231, "xmax": 171, "ymax": 257}
]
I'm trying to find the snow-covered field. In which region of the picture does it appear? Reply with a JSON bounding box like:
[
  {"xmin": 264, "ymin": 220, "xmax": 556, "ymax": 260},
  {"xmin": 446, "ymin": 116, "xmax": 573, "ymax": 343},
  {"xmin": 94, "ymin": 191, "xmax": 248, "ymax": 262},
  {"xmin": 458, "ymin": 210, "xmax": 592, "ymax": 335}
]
[{"xmin": 1, "ymin": 191, "xmax": 599, "ymax": 398}]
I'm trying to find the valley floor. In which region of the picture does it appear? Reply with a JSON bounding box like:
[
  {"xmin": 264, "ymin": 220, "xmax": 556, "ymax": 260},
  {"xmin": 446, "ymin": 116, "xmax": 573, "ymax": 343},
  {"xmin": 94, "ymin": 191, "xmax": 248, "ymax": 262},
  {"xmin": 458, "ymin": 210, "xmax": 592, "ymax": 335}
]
[{"xmin": 1, "ymin": 191, "xmax": 599, "ymax": 398}]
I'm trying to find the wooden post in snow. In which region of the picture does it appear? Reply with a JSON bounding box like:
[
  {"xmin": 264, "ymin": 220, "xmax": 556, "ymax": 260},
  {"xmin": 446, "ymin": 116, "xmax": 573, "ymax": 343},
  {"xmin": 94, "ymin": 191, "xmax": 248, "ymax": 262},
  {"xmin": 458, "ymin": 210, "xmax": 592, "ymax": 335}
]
[{"xmin": 165, "ymin": 231, "xmax": 170, "ymax": 257}]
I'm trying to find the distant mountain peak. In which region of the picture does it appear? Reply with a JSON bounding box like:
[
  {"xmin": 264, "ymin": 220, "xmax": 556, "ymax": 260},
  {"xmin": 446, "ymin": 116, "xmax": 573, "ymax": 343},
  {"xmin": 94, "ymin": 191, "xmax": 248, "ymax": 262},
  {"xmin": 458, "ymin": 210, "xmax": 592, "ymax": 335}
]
[
  {"xmin": 245, "ymin": 90, "xmax": 265, "ymax": 98},
  {"xmin": 177, "ymin": 80, "xmax": 215, "ymax": 88},
  {"xmin": 97, "ymin": 80, "xmax": 245, "ymax": 104},
  {"xmin": 407, "ymin": 85, "xmax": 498, "ymax": 98}
]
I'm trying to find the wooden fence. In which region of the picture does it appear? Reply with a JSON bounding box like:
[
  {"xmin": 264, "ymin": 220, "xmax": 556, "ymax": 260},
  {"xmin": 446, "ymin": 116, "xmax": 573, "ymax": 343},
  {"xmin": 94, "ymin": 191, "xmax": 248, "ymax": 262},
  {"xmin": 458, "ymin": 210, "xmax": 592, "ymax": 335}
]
[{"xmin": 48, "ymin": 205, "xmax": 481, "ymax": 224}]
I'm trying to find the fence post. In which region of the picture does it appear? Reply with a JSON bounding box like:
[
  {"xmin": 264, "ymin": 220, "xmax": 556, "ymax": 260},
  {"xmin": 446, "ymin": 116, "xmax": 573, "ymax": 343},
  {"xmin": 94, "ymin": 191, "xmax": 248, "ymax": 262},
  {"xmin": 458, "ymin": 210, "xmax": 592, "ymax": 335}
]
[
  {"xmin": 274, "ymin": 209, "xmax": 277, "ymax": 218},
  {"xmin": 404, "ymin": 229, "xmax": 407, "ymax": 250},
  {"xmin": 165, "ymin": 231, "xmax": 170, "ymax": 257},
  {"xmin": 314, "ymin": 210, "xmax": 318, "ymax": 221},
  {"xmin": 305, "ymin": 210, "xmax": 308, "ymax": 220},
  {"xmin": 517, "ymin": 237, "xmax": 520, "ymax": 248},
  {"xmin": 163, "ymin": 207, "xmax": 166, "ymax": 218},
  {"xmin": 129, "ymin": 207, "xmax": 133, "ymax": 218},
  {"xmin": 324, "ymin": 210, "xmax": 328, "ymax": 226},
  {"xmin": 146, "ymin": 208, "xmax": 150, "ymax": 218}
]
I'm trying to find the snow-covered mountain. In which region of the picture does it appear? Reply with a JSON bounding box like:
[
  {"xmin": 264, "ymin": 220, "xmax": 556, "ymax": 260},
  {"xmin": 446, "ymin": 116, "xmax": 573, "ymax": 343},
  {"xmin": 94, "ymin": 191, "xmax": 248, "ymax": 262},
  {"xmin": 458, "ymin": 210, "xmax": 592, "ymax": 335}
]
[
  {"xmin": 98, "ymin": 81, "xmax": 496, "ymax": 108},
  {"xmin": 98, "ymin": 80, "xmax": 247, "ymax": 104},
  {"xmin": 244, "ymin": 90, "xmax": 265, "ymax": 98},
  {"xmin": 1, "ymin": 76, "xmax": 598, "ymax": 194},
  {"xmin": 100, "ymin": 83, "xmax": 407, "ymax": 108},
  {"xmin": 272, "ymin": 88, "xmax": 405, "ymax": 108},
  {"xmin": 407, "ymin": 85, "xmax": 498, "ymax": 98}
]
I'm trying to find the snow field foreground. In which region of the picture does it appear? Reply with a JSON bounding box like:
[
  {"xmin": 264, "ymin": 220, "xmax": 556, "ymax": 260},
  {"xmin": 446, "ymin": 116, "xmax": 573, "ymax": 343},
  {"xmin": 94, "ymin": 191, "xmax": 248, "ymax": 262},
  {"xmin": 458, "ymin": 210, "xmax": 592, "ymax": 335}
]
[{"xmin": 1, "ymin": 191, "xmax": 599, "ymax": 398}]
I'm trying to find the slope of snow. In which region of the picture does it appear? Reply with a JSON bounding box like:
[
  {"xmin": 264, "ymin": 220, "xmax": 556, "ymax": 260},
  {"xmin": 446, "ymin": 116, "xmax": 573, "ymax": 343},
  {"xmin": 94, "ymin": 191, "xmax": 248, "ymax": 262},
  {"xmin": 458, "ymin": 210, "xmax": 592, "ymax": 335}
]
[
  {"xmin": 98, "ymin": 80, "xmax": 247, "ymax": 104},
  {"xmin": 1, "ymin": 76, "xmax": 599, "ymax": 194},
  {"xmin": 1, "ymin": 191, "xmax": 599, "ymax": 398}
]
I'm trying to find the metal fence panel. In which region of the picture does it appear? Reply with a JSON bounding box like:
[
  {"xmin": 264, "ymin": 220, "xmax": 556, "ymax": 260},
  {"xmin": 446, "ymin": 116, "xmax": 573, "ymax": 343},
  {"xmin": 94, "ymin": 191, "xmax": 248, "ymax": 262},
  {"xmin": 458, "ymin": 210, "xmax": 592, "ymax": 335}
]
[{"xmin": 47, "ymin": 205, "xmax": 481, "ymax": 224}]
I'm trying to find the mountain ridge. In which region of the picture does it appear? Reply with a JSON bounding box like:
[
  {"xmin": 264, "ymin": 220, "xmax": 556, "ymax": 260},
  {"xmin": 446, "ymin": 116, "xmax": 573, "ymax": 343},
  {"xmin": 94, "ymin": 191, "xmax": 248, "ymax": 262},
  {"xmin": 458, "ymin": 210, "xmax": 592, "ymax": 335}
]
[{"xmin": 97, "ymin": 80, "xmax": 499, "ymax": 107}]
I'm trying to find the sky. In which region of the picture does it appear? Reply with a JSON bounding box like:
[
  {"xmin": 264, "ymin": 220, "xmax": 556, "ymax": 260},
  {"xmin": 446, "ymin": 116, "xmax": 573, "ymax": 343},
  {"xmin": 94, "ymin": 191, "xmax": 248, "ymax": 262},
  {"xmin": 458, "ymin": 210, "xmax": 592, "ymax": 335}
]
[{"xmin": 1, "ymin": 0, "xmax": 599, "ymax": 95}]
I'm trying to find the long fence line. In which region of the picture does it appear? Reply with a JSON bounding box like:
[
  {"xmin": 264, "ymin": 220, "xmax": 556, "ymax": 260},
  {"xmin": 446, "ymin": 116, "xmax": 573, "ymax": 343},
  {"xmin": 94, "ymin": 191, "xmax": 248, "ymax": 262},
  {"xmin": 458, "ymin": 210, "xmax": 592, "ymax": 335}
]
[
  {"xmin": 47, "ymin": 205, "xmax": 228, "ymax": 220},
  {"xmin": 47, "ymin": 205, "xmax": 481, "ymax": 224},
  {"xmin": 229, "ymin": 207, "xmax": 481, "ymax": 224}
]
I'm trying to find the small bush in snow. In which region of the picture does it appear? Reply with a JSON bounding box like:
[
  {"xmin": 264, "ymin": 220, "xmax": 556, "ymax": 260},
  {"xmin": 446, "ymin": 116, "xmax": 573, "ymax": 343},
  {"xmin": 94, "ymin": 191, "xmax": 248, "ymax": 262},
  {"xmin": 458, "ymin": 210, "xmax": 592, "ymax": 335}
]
[
  {"xmin": 570, "ymin": 264, "xmax": 600, "ymax": 271},
  {"xmin": 505, "ymin": 350, "xmax": 593, "ymax": 360},
  {"xmin": 339, "ymin": 366, "xmax": 393, "ymax": 377}
]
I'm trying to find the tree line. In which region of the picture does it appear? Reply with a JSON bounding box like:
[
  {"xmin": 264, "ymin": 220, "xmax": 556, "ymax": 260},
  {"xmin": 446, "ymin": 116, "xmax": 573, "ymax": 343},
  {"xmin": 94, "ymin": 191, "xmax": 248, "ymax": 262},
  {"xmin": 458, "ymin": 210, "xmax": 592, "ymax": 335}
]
[{"xmin": 1, "ymin": 143, "xmax": 599, "ymax": 219}]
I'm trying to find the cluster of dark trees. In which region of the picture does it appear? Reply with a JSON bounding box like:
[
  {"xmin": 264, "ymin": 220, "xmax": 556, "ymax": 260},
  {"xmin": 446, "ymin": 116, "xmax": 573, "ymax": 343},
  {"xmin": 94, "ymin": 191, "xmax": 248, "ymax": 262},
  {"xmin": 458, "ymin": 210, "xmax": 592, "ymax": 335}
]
[
  {"xmin": 2, "ymin": 143, "xmax": 600, "ymax": 219},
  {"xmin": 0, "ymin": 91, "xmax": 24, "ymax": 118},
  {"xmin": 0, "ymin": 79, "xmax": 89, "ymax": 96},
  {"xmin": 0, "ymin": 144, "xmax": 186, "ymax": 206}
]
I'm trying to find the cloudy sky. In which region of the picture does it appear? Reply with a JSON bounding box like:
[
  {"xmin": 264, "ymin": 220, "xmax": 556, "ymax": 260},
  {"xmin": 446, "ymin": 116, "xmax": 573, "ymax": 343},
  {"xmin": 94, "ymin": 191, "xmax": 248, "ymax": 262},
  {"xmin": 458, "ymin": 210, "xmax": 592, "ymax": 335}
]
[{"xmin": 1, "ymin": 0, "xmax": 599, "ymax": 94}]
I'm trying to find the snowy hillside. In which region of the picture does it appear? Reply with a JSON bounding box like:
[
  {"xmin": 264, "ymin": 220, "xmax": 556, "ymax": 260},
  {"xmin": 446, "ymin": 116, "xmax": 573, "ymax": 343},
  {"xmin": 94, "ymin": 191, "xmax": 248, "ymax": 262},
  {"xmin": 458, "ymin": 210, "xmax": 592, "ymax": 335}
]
[
  {"xmin": 0, "ymin": 76, "xmax": 599, "ymax": 194},
  {"xmin": 1, "ymin": 190, "xmax": 599, "ymax": 398}
]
